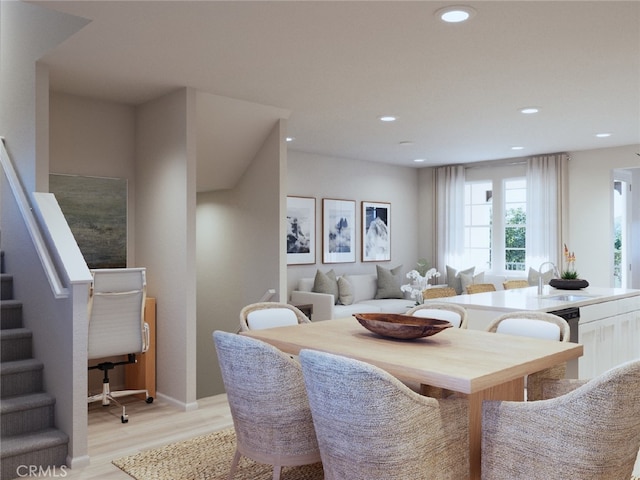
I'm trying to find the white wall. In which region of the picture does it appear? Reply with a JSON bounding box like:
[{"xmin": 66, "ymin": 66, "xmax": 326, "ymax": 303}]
[
  {"xmin": 286, "ymin": 151, "xmax": 420, "ymax": 294},
  {"xmin": 135, "ymin": 88, "xmax": 198, "ymax": 410},
  {"xmin": 568, "ymin": 145, "xmax": 640, "ymax": 287},
  {"xmin": 0, "ymin": 1, "xmax": 91, "ymax": 468},
  {"xmin": 196, "ymin": 120, "xmax": 286, "ymax": 398}
]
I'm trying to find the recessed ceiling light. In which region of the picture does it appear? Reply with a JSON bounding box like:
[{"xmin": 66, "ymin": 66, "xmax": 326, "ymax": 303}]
[
  {"xmin": 378, "ymin": 115, "xmax": 397, "ymax": 122},
  {"xmin": 595, "ymin": 132, "xmax": 612, "ymax": 138},
  {"xmin": 519, "ymin": 107, "xmax": 540, "ymax": 114},
  {"xmin": 286, "ymin": 137, "xmax": 295, "ymax": 142},
  {"xmin": 399, "ymin": 141, "xmax": 414, "ymax": 146},
  {"xmin": 436, "ymin": 5, "xmax": 476, "ymax": 23},
  {"xmin": 413, "ymin": 158, "xmax": 426, "ymax": 163},
  {"xmin": 511, "ymin": 146, "xmax": 525, "ymax": 151}
]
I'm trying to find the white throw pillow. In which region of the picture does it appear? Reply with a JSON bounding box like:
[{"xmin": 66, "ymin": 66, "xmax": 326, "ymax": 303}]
[
  {"xmin": 460, "ymin": 271, "xmax": 485, "ymax": 294},
  {"xmin": 446, "ymin": 265, "xmax": 475, "ymax": 295}
]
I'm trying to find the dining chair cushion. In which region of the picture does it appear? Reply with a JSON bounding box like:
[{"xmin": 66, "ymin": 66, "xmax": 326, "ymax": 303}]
[
  {"xmin": 411, "ymin": 308, "xmax": 462, "ymax": 328},
  {"xmin": 496, "ymin": 318, "xmax": 561, "ymax": 341},
  {"xmin": 246, "ymin": 308, "xmax": 299, "ymax": 330}
]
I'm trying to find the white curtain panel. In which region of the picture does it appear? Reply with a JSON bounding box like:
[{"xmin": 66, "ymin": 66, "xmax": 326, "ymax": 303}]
[
  {"xmin": 435, "ymin": 165, "xmax": 466, "ymax": 275},
  {"xmin": 525, "ymin": 153, "xmax": 569, "ymax": 270}
]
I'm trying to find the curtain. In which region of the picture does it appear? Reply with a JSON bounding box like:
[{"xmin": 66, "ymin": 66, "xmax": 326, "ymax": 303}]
[
  {"xmin": 435, "ymin": 165, "xmax": 465, "ymax": 278},
  {"xmin": 525, "ymin": 153, "xmax": 569, "ymax": 271}
]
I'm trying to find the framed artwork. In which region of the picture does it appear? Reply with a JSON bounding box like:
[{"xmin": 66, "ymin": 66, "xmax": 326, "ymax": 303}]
[
  {"xmin": 362, "ymin": 201, "xmax": 391, "ymax": 262},
  {"xmin": 322, "ymin": 198, "xmax": 356, "ymax": 263},
  {"xmin": 286, "ymin": 196, "xmax": 316, "ymax": 265},
  {"xmin": 49, "ymin": 173, "xmax": 127, "ymax": 269}
]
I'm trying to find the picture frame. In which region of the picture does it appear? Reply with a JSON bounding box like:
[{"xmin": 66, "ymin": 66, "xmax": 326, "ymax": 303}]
[
  {"xmin": 362, "ymin": 201, "xmax": 391, "ymax": 262},
  {"xmin": 322, "ymin": 198, "xmax": 356, "ymax": 263},
  {"xmin": 286, "ymin": 196, "xmax": 316, "ymax": 265}
]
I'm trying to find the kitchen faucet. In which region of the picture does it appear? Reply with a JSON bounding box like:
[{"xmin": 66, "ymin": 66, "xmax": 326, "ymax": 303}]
[{"xmin": 537, "ymin": 261, "xmax": 560, "ymax": 295}]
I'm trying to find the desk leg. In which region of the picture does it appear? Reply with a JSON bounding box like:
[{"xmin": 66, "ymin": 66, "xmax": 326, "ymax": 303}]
[{"xmin": 468, "ymin": 378, "xmax": 524, "ymax": 480}]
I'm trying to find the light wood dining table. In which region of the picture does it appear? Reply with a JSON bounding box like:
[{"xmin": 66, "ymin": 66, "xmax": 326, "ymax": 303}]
[{"xmin": 241, "ymin": 316, "xmax": 583, "ymax": 479}]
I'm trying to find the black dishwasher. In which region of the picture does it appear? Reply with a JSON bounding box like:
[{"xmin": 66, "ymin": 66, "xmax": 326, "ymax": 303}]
[{"xmin": 548, "ymin": 306, "xmax": 581, "ymax": 378}]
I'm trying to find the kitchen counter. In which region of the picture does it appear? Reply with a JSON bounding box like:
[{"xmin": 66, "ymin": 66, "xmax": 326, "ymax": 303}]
[{"xmin": 431, "ymin": 285, "xmax": 640, "ymax": 314}]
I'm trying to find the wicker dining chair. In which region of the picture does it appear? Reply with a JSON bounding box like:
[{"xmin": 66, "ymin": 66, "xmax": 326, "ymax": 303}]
[
  {"xmin": 299, "ymin": 349, "xmax": 469, "ymax": 480},
  {"xmin": 482, "ymin": 359, "xmax": 640, "ymax": 480},
  {"xmin": 213, "ymin": 331, "xmax": 321, "ymax": 480},
  {"xmin": 502, "ymin": 279, "xmax": 530, "ymax": 290},
  {"xmin": 486, "ymin": 311, "xmax": 570, "ymax": 401},
  {"xmin": 239, "ymin": 302, "xmax": 311, "ymax": 332},
  {"xmin": 406, "ymin": 303, "xmax": 468, "ymax": 329},
  {"xmin": 465, "ymin": 283, "xmax": 496, "ymax": 294},
  {"xmin": 422, "ymin": 287, "xmax": 457, "ymax": 299}
]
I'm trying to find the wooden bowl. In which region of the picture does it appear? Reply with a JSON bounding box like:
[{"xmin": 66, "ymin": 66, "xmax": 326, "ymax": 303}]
[{"xmin": 354, "ymin": 313, "xmax": 453, "ymax": 340}]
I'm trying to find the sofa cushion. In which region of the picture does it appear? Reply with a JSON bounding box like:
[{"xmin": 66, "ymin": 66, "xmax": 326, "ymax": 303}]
[
  {"xmin": 313, "ymin": 269, "xmax": 339, "ymax": 302},
  {"xmin": 460, "ymin": 271, "xmax": 485, "ymax": 294},
  {"xmin": 338, "ymin": 275, "xmax": 354, "ymax": 305},
  {"xmin": 334, "ymin": 303, "xmax": 382, "ymax": 317},
  {"xmin": 446, "ymin": 265, "xmax": 475, "ymax": 295},
  {"xmin": 357, "ymin": 298, "xmax": 411, "ymax": 314},
  {"xmin": 375, "ymin": 265, "xmax": 403, "ymax": 299},
  {"xmin": 350, "ymin": 274, "xmax": 378, "ymax": 304}
]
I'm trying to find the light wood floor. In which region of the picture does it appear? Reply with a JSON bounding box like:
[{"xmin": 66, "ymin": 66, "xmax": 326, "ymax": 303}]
[
  {"xmin": 64, "ymin": 394, "xmax": 640, "ymax": 479},
  {"xmin": 64, "ymin": 395, "xmax": 233, "ymax": 479}
]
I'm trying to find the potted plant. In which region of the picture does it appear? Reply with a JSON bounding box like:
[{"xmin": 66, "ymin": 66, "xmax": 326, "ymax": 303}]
[{"xmin": 549, "ymin": 244, "xmax": 589, "ymax": 289}]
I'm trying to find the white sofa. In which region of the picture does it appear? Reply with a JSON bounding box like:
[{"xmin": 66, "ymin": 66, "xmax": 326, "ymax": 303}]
[{"xmin": 290, "ymin": 273, "xmax": 413, "ymax": 321}]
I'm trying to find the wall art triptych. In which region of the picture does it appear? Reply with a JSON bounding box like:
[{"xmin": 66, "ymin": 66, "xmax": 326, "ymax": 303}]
[{"xmin": 286, "ymin": 196, "xmax": 391, "ymax": 265}]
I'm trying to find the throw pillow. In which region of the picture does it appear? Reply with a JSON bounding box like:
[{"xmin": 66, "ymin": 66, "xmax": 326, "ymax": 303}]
[
  {"xmin": 338, "ymin": 275, "xmax": 354, "ymax": 305},
  {"xmin": 313, "ymin": 269, "xmax": 339, "ymax": 304},
  {"xmin": 446, "ymin": 265, "xmax": 476, "ymax": 295},
  {"xmin": 375, "ymin": 265, "xmax": 404, "ymax": 299},
  {"xmin": 460, "ymin": 271, "xmax": 485, "ymax": 294},
  {"xmin": 528, "ymin": 267, "xmax": 555, "ymax": 286}
]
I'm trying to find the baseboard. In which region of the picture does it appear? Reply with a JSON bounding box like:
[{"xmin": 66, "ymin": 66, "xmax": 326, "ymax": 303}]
[{"xmin": 154, "ymin": 392, "xmax": 199, "ymax": 412}]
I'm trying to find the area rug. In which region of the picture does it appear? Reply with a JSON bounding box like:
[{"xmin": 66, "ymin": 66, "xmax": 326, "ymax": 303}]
[{"xmin": 112, "ymin": 427, "xmax": 323, "ymax": 480}]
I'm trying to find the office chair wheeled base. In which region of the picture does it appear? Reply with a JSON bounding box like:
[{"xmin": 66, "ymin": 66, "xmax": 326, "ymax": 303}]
[{"xmin": 88, "ymin": 356, "xmax": 153, "ymax": 423}]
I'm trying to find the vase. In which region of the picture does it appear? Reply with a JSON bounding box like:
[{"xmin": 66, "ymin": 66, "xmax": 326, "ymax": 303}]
[{"xmin": 549, "ymin": 278, "xmax": 589, "ymax": 290}]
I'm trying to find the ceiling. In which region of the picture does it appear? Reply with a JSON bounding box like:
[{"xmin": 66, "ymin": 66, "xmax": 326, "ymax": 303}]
[{"xmin": 31, "ymin": 1, "xmax": 640, "ymax": 191}]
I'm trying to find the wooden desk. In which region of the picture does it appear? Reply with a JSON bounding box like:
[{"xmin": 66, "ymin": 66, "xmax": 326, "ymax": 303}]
[
  {"xmin": 242, "ymin": 317, "xmax": 583, "ymax": 479},
  {"xmin": 124, "ymin": 297, "xmax": 156, "ymax": 399}
]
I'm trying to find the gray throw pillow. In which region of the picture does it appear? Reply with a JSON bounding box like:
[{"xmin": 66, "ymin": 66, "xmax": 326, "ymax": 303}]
[
  {"xmin": 375, "ymin": 265, "xmax": 404, "ymax": 299},
  {"xmin": 528, "ymin": 267, "xmax": 555, "ymax": 286},
  {"xmin": 313, "ymin": 269, "xmax": 339, "ymax": 303},
  {"xmin": 446, "ymin": 265, "xmax": 475, "ymax": 295},
  {"xmin": 338, "ymin": 275, "xmax": 354, "ymax": 305}
]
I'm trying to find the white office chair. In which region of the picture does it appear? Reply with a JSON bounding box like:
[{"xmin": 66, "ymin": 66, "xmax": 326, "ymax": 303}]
[{"xmin": 87, "ymin": 268, "xmax": 153, "ymax": 423}]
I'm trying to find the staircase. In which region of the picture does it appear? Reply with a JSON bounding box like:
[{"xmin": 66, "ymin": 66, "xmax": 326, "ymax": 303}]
[{"xmin": 1, "ymin": 252, "xmax": 69, "ymax": 480}]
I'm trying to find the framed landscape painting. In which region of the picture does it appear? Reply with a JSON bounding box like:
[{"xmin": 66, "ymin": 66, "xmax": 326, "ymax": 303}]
[
  {"xmin": 49, "ymin": 173, "xmax": 127, "ymax": 269},
  {"xmin": 322, "ymin": 198, "xmax": 356, "ymax": 263},
  {"xmin": 362, "ymin": 201, "xmax": 391, "ymax": 262},
  {"xmin": 286, "ymin": 196, "xmax": 316, "ymax": 265}
]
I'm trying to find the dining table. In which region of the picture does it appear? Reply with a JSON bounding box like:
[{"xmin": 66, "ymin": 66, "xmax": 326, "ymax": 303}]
[{"xmin": 241, "ymin": 316, "xmax": 583, "ymax": 479}]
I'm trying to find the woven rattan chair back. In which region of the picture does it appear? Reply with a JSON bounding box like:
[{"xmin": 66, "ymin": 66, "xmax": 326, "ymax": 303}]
[
  {"xmin": 502, "ymin": 279, "xmax": 530, "ymax": 290},
  {"xmin": 406, "ymin": 303, "xmax": 468, "ymax": 329},
  {"xmin": 239, "ymin": 302, "xmax": 311, "ymax": 332},
  {"xmin": 213, "ymin": 331, "xmax": 320, "ymax": 479},
  {"xmin": 465, "ymin": 283, "xmax": 496, "ymax": 294},
  {"xmin": 422, "ymin": 287, "xmax": 457, "ymax": 299},
  {"xmin": 482, "ymin": 359, "xmax": 640, "ymax": 479},
  {"xmin": 299, "ymin": 349, "xmax": 469, "ymax": 480},
  {"xmin": 486, "ymin": 311, "xmax": 570, "ymax": 401}
]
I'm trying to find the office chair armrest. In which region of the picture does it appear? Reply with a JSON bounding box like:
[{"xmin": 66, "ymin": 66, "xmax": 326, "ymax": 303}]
[{"xmin": 142, "ymin": 322, "xmax": 150, "ymax": 353}]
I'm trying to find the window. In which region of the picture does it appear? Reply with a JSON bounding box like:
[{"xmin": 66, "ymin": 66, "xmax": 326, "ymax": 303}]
[
  {"xmin": 464, "ymin": 181, "xmax": 492, "ymax": 271},
  {"xmin": 504, "ymin": 179, "xmax": 526, "ymax": 271},
  {"xmin": 464, "ymin": 170, "xmax": 526, "ymax": 274}
]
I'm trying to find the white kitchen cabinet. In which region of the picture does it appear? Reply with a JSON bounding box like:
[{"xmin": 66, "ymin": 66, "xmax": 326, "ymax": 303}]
[{"xmin": 579, "ymin": 297, "xmax": 640, "ymax": 379}]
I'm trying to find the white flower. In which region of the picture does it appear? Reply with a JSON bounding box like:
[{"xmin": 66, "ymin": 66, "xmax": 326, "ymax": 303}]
[{"xmin": 401, "ymin": 268, "xmax": 441, "ymax": 304}]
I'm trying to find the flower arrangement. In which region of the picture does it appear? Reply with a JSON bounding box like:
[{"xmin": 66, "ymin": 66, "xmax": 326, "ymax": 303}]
[
  {"xmin": 561, "ymin": 243, "xmax": 579, "ymax": 279},
  {"xmin": 400, "ymin": 267, "xmax": 441, "ymax": 305}
]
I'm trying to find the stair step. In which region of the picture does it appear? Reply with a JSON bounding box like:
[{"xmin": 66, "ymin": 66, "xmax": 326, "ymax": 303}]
[
  {"xmin": 1, "ymin": 428, "xmax": 69, "ymax": 480},
  {"xmin": 1, "ymin": 328, "xmax": 33, "ymax": 362},
  {"xmin": 1, "ymin": 359, "xmax": 44, "ymax": 398},
  {"xmin": 1, "ymin": 273, "xmax": 13, "ymax": 299},
  {"xmin": 1, "ymin": 299, "xmax": 23, "ymax": 329},
  {"xmin": 1, "ymin": 393, "xmax": 56, "ymax": 437}
]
